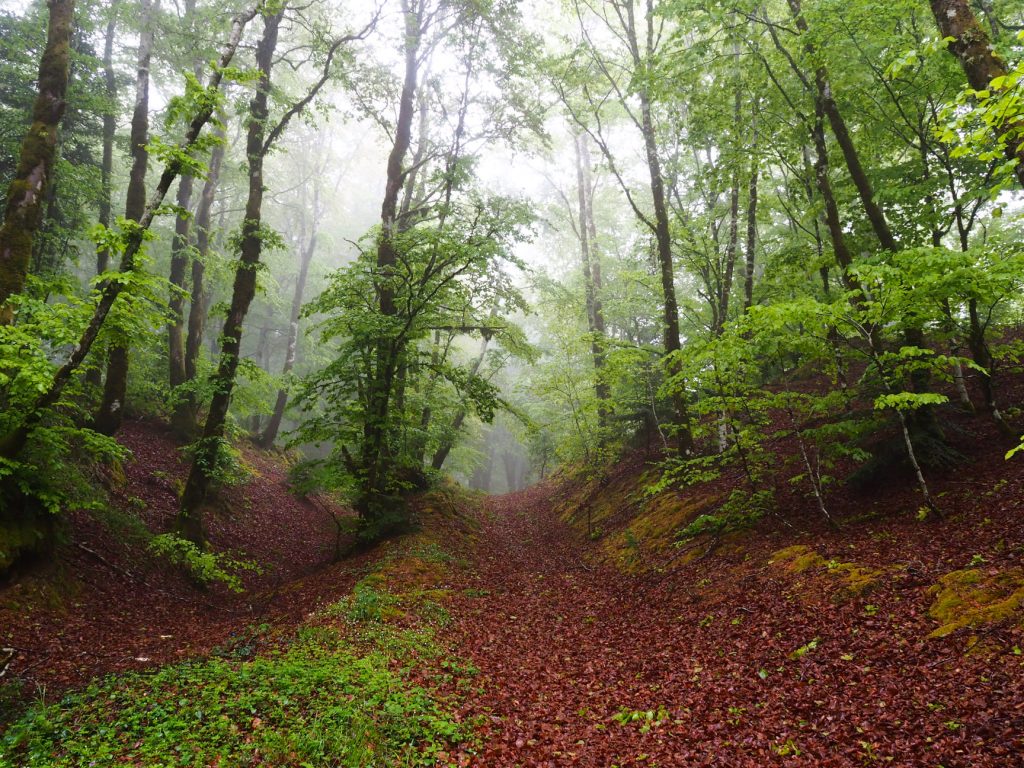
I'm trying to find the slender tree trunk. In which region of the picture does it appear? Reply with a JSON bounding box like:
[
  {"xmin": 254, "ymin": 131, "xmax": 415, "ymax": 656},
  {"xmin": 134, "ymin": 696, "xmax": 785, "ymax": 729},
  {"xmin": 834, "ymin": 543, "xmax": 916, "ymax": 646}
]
[
  {"xmin": 430, "ymin": 333, "xmax": 490, "ymax": 471},
  {"xmin": 95, "ymin": 5, "xmax": 117, "ymax": 277},
  {"xmin": 574, "ymin": 132, "xmax": 610, "ymax": 424},
  {"xmin": 717, "ymin": 173, "xmax": 740, "ymax": 335},
  {"xmin": 0, "ymin": 0, "xmax": 75, "ymax": 322},
  {"xmin": 360, "ymin": 0, "xmax": 422, "ymax": 517},
  {"xmin": 260, "ymin": 186, "xmax": 319, "ymax": 448},
  {"xmin": 930, "ymin": 0, "xmax": 1024, "ymax": 188},
  {"xmin": 743, "ymin": 118, "xmax": 759, "ymax": 312},
  {"xmin": 967, "ymin": 297, "xmax": 1012, "ymax": 435},
  {"xmin": 167, "ymin": 175, "xmax": 194, "ymax": 389},
  {"xmin": 788, "ymin": 0, "xmax": 898, "ymax": 253},
  {"xmin": 174, "ymin": 122, "xmax": 226, "ymax": 434},
  {"xmin": 0, "ymin": 5, "xmax": 259, "ymax": 461},
  {"xmin": 95, "ymin": 0, "xmax": 158, "ymax": 435},
  {"xmin": 85, "ymin": 4, "xmax": 118, "ymax": 388},
  {"xmin": 168, "ymin": 0, "xmax": 202, "ymax": 393},
  {"xmin": 177, "ymin": 9, "xmax": 283, "ymax": 545},
  {"xmin": 638, "ymin": 89, "xmax": 692, "ymax": 452}
]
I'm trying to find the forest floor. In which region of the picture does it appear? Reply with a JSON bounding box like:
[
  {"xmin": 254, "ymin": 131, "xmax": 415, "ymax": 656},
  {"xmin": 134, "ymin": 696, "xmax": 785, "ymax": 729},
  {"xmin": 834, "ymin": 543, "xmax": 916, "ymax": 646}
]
[
  {"xmin": 441, "ymin": 483, "xmax": 1024, "ymax": 766},
  {"xmin": 3, "ymin": 408, "xmax": 1024, "ymax": 766}
]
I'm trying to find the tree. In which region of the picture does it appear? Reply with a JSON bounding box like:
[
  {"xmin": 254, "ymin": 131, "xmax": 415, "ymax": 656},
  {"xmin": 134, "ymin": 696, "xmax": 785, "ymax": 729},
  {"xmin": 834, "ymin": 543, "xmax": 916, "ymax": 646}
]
[
  {"xmin": 930, "ymin": 0, "xmax": 1024, "ymax": 188},
  {"xmin": 94, "ymin": 0, "xmax": 158, "ymax": 435},
  {"xmin": 259, "ymin": 145, "xmax": 327, "ymax": 448},
  {"xmin": 177, "ymin": 2, "xmax": 376, "ymax": 544},
  {"xmin": 559, "ymin": 0, "xmax": 693, "ymax": 453},
  {"xmin": 0, "ymin": 0, "xmax": 75, "ymax": 323}
]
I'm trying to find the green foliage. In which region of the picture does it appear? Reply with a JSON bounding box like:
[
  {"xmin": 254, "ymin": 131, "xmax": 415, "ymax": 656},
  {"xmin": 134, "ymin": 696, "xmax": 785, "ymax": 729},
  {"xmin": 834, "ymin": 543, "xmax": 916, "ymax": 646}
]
[
  {"xmin": 935, "ymin": 32, "xmax": 1024, "ymax": 195},
  {"xmin": 147, "ymin": 534, "xmax": 259, "ymax": 592},
  {"xmin": 676, "ymin": 489, "xmax": 774, "ymax": 542},
  {"xmin": 180, "ymin": 436, "xmax": 252, "ymax": 490},
  {"xmin": 0, "ymin": 626, "xmax": 466, "ymax": 767},
  {"xmin": 343, "ymin": 576, "xmax": 399, "ymax": 623},
  {"xmin": 0, "ymin": 277, "xmax": 129, "ymax": 523},
  {"xmin": 295, "ymin": 194, "xmax": 533, "ymax": 526}
]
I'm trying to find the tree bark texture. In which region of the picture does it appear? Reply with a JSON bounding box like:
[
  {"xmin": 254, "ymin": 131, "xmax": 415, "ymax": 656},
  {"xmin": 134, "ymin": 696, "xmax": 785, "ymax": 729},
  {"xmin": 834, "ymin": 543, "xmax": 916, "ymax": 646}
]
[
  {"xmin": 0, "ymin": 0, "xmax": 75, "ymax": 323},
  {"xmin": 930, "ymin": 0, "xmax": 1024, "ymax": 188}
]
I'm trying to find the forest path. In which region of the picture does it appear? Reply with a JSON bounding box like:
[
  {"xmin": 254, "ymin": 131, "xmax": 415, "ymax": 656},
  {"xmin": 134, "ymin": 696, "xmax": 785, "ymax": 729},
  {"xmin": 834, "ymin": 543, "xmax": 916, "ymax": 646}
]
[
  {"xmin": 440, "ymin": 485, "xmax": 1021, "ymax": 768},
  {"xmin": 445, "ymin": 487, "xmax": 704, "ymax": 767}
]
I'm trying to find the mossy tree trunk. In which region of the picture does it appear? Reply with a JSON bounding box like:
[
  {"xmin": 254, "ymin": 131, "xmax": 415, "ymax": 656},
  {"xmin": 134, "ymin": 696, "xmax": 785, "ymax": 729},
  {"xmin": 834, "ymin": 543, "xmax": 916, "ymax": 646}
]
[
  {"xmin": 931, "ymin": 0, "xmax": 1024, "ymax": 189},
  {"xmin": 0, "ymin": 0, "xmax": 75, "ymax": 323}
]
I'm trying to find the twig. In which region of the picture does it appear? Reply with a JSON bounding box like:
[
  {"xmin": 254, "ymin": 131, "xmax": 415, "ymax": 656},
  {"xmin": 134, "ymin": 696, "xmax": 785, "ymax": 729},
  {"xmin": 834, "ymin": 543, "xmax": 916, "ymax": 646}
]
[{"xmin": 74, "ymin": 542, "xmax": 136, "ymax": 581}]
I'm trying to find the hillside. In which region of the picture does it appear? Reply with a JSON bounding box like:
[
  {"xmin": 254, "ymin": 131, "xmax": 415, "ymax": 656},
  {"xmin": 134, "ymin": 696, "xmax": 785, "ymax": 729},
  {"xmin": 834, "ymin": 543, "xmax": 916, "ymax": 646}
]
[{"xmin": 0, "ymin": 418, "xmax": 364, "ymax": 702}]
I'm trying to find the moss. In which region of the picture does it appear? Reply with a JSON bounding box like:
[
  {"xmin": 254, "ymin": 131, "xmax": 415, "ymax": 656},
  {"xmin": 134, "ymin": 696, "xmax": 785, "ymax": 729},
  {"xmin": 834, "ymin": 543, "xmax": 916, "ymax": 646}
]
[
  {"xmin": 927, "ymin": 567, "xmax": 1024, "ymax": 639},
  {"xmin": 768, "ymin": 545, "xmax": 887, "ymax": 601},
  {"xmin": 828, "ymin": 561, "xmax": 887, "ymax": 600},
  {"xmin": 601, "ymin": 492, "xmax": 717, "ymax": 574},
  {"xmin": 769, "ymin": 545, "xmax": 826, "ymax": 573}
]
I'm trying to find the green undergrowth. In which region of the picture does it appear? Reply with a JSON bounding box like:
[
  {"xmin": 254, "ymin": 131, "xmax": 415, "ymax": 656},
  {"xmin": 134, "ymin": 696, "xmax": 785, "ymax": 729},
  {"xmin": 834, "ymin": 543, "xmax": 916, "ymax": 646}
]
[{"xmin": 0, "ymin": 511, "xmax": 481, "ymax": 767}]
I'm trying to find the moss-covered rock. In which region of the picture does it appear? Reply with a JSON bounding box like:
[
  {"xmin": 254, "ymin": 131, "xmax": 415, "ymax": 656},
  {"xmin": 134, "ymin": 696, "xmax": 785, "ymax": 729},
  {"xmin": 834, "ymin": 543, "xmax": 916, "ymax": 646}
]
[{"xmin": 927, "ymin": 567, "xmax": 1024, "ymax": 639}]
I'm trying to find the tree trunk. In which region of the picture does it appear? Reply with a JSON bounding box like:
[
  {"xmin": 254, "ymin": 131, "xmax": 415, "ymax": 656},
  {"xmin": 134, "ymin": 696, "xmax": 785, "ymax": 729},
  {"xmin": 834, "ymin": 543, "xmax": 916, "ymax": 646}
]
[
  {"xmin": 174, "ymin": 121, "xmax": 226, "ymax": 434},
  {"xmin": 85, "ymin": 4, "xmax": 118, "ymax": 388},
  {"xmin": 430, "ymin": 334, "xmax": 490, "ymax": 471},
  {"xmin": 717, "ymin": 173, "xmax": 740, "ymax": 335},
  {"xmin": 967, "ymin": 297, "xmax": 1012, "ymax": 435},
  {"xmin": 930, "ymin": 0, "xmax": 1024, "ymax": 188},
  {"xmin": 743, "ymin": 117, "xmax": 759, "ymax": 312},
  {"xmin": 177, "ymin": 9, "xmax": 283, "ymax": 546},
  {"xmin": 95, "ymin": 0, "xmax": 157, "ymax": 435},
  {"xmin": 788, "ymin": 0, "xmax": 898, "ymax": 252},
  {"xmin": 259, "ymin": 185, "xmax": 319, "ymax": 448},
  {"xmin": 574, "ymin": 132, "xmax": 610, "ymax": 423},
  {"xmin": 168, "ymin": 175, "xmax": 194, "ymax": 389},
  {"xmin": 168, "ymin": 0, "xmax": 203, "ymax": 393},
  {"xmin": 638, "ymin": 88, "xmax": 692, "ymax": 452},
  {"xmin": 359, "ymin": 0, "xmax": 422, "ymax": 518},
  {"xmin": 0, "ymin": 0, "xmax": 75, "ymax": 323},
  {"xmin": 95, "ymin": 4, "xmax": 117, "ymax": 277}
]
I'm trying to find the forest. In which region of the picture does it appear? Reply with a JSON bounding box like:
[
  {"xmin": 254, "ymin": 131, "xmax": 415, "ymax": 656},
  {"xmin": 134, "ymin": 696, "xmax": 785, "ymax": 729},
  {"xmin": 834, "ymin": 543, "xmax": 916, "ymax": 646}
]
[{"xmin": 0, "ymin": 0, "xmax": 1023, "ymax": 764}]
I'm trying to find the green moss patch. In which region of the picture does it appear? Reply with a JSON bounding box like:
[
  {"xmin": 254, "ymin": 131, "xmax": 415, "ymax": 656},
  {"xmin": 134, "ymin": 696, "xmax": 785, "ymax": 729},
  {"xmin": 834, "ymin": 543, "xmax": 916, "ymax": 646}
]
[
  {"xmin": 927, "ymin": 567, "xmax": 1024, "ymax": 639},
  {"xmin": 768, "ymin": 545, "xmax": 887, "ymax": 601}
]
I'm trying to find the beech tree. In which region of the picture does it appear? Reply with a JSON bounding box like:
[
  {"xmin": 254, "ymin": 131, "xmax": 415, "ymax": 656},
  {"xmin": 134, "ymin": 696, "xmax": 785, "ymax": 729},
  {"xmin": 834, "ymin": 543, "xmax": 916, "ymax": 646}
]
[{"xmin": 0, "ymin": 0, "xmax": 75, "ymax": 323}]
